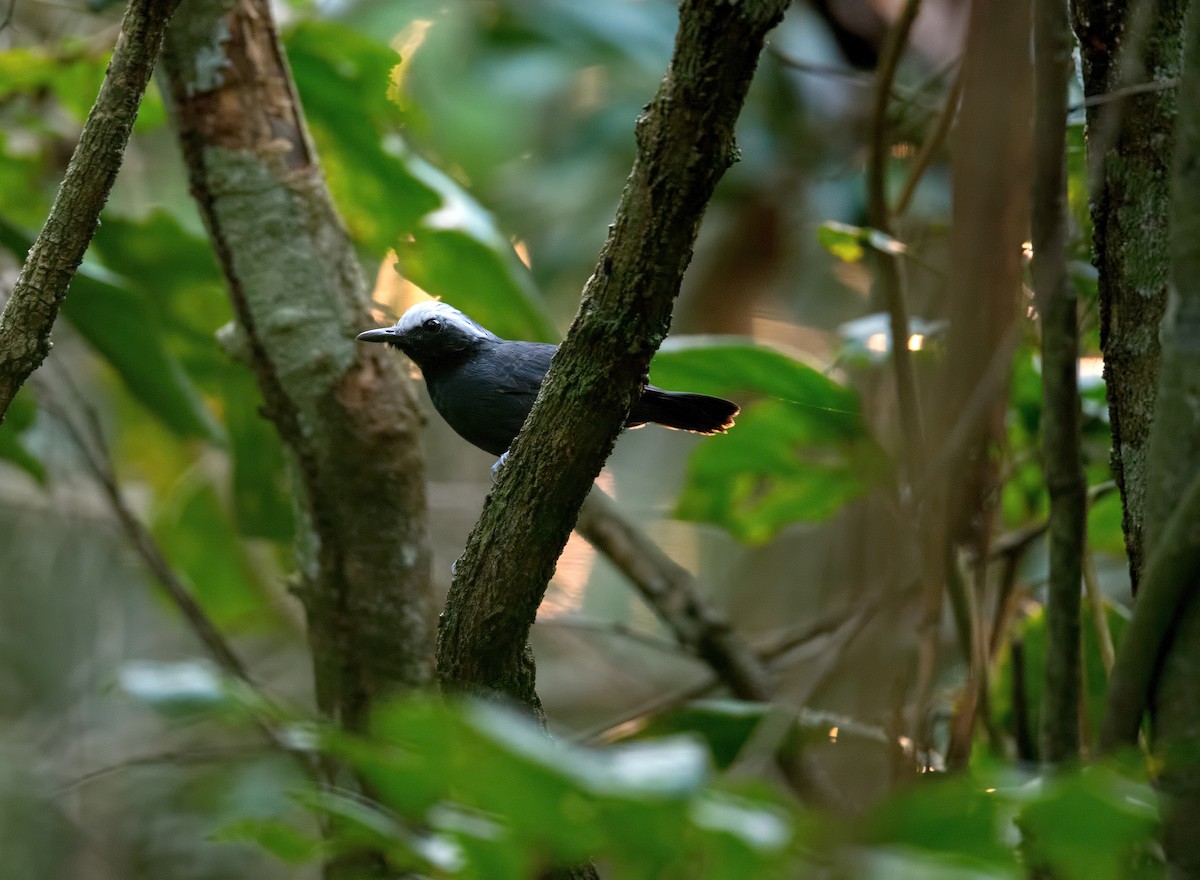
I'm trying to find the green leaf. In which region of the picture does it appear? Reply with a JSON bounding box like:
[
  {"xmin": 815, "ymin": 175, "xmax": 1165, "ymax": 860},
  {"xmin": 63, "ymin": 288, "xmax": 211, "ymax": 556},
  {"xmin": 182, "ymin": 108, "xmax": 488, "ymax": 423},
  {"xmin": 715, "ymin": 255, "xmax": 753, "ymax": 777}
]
[
  {"xmin": 393, "ymin": 154, "xmax": 555, "ymax": 342},
  {"xmin": 150, "ymin": 475, "xmax": 269, "ymax": 628},
  {"xmin": 865, "ymin": 774, "xmax": 1016, "ymax": 869},
  {"xmin": 651, "ymin": 338, "xmax": 862, "ymax": 415},
  {"xmin": 618, "ymin": 700, "xmax": 774, "ymax": 771},
  {"xmin": 0, "ymin": 387, "xmax": 45, "ymax": 482},
  {"xmin": 689, "ymin": 791, "xmax": 792, "ymax": 879},
  {"xmin": 285, "ymin": 21, "xmax": 443, "ymax": 257},
  {"xmin": 0, "ymin": 217, "xmax": 222, "ymax": 442},
  {"xmin": 651, "ymin": 340, "xmax": 888, "ymax": 543},
  {"xmin": 1017, "ymin": 767, "xmax": 1159, "ymax": 880},
  {"xmin": 818, "ymin": 221, "xmax": 906, "ymax": 264},
  {"xmin": 214, "ymin": 818, "xmax": 323, "ymax": 864},
  {"xmin": 817, "ymin": 221, "xmax": 866, "ymax": 262}
]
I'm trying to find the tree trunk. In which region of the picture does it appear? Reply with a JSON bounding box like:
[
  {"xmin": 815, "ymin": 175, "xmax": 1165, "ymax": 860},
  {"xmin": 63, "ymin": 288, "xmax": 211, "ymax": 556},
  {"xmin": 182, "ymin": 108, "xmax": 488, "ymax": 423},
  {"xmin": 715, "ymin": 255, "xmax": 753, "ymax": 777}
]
[
  {"xmin": 1072, "ymin": 0, "xmax": 1186, "ymax": 593},
  {"xmin": 159, "ymin": 0, "xmax": 433, "ymax": 731}
]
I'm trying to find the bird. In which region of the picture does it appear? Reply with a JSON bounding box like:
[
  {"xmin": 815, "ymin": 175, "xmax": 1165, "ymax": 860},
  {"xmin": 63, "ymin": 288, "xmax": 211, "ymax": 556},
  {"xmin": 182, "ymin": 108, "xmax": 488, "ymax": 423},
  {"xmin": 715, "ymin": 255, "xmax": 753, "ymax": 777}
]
[{"xmin": 357, "ymin": 301, "xmax": 738, "ymax": 464}]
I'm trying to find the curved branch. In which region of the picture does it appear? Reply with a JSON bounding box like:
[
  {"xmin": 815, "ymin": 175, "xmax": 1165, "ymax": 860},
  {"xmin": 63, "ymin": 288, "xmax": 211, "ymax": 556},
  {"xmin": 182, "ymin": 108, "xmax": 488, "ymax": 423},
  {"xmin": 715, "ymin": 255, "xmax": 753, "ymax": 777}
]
[
  {"xmin": 435, "ymin": 0, "xmax": 790, "ymax": 707},
  {"xmin": 0, "ymin": 0, "xmax": 183, "ymax": 420}
]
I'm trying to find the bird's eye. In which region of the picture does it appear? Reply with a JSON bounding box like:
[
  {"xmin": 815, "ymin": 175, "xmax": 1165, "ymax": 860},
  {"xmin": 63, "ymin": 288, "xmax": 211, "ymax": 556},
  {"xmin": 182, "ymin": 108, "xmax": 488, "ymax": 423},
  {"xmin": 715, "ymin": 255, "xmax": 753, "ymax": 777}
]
[{"xmin": 422, "ymin": 318, "xmax": 443, "ymax": 333}]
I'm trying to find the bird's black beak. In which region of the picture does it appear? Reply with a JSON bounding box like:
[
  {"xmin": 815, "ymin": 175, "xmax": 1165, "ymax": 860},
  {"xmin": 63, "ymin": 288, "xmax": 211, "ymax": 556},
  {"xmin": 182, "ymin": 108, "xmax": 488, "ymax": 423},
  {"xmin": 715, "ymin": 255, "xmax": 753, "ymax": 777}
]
[{"xmin": 356, "ymin": 327, "xmax": 398, "ymax": 344}]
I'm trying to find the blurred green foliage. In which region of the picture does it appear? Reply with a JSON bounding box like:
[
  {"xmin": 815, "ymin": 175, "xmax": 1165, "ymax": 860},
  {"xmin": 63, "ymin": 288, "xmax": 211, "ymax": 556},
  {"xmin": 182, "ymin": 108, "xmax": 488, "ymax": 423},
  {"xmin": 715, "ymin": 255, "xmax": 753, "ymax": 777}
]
[
  {"xmin": 0, "ymin": 0, "xmax": 1147, "ymax": 877},
  {"xmin": 111, "ymin": 671, "xmax": 1163, "ymax": 880}
]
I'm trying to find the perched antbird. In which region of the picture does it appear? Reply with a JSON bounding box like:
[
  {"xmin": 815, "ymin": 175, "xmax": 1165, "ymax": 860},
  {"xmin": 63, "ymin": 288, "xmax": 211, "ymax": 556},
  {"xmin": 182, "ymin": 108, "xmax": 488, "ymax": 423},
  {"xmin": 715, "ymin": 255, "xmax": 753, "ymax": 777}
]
[{"xmin": 357, "ymin": 302, "xmax": 738, "ymax": 461}]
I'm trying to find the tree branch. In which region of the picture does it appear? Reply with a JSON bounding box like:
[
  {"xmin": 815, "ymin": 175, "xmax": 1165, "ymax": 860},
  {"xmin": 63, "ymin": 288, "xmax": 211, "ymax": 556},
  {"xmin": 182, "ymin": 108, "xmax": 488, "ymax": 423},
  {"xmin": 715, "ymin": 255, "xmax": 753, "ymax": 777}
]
[
  {"xmin": 1101, "ymin": 473, "xmax": 1200, "ymax": 751},
  {"xmin": 1072, "ymin": 0, "xmax": 1184, "ymax": 592},
  {"xmin": 865, "ymin": 0, "xmax": 926, "ymax": 485},
  {"xmin": 575, "ymin": 489, "xmax": 773, "ymax": 701},
  {"xmin": 434, "ymin": 0, "xmax": 790, "ymax": 709},
  {"xmin": 0, "ymin": 0, "xmax": 183, "ymax": 421},
  {"xmin": 1032, "ymin": 0, "xmax": 1085, "ymax": 766},
  {"xmin": 160, "ymin": 0, "xmax": 433, "ymax": 733}
]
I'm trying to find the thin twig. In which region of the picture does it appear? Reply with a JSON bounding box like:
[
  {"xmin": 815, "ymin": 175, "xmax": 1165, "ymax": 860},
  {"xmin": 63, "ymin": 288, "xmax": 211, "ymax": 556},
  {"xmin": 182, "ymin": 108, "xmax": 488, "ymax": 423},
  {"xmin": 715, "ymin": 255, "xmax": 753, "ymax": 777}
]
[
  {"xmin": 1082, "ymin": 547, "xmax": 1115, "ymax": 675},
  {"xmin": 865, "ymin": 0, "xmax": 926, "ymax": 486},
  {"xmin": 538, "ymin": 614, "xmax": 686, "ymax": 658},
  {"xmin": 895, "ymin": 64, "xmax": 964, "ymax": 216},
  {"xmin": 1070, "ymin": 77, "xmax": 1179, "ymax": 111},
  {"xmin": 577, "ymin": 602, "xmax": 874, "ymax": 745},
  {"xmin": 576, "ymin": 488, "xmax": 773, "ymax": 701},
  {"xmin": 59, "ymin": 744, "xmax": 272, "ymax": 792},
  {"xmin": 47, "ymin": 374, "xmax": 253, "ymax": 684},
  {"xmin": 42, "ymin": 373, "xmax": 319, "ymax": 774},
  {"xmin": 768, "ymin": 48, "xmax": 876, "ymax": 87}
]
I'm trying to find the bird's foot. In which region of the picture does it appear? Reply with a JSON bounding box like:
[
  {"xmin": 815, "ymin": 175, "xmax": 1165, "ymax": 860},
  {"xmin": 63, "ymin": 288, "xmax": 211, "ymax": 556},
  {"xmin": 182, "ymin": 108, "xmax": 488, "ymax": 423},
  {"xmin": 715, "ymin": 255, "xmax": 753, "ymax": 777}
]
[{"xmin": 490, "ymin": 450, "xmax": 510, "ymax": 485}]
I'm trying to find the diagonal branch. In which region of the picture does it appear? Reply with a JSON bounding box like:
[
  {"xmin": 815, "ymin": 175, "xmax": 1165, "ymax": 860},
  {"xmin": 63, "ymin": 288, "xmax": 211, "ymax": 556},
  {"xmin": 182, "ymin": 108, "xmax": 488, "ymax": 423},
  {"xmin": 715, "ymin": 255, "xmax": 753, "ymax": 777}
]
[
  {"xmin": 0, "ymin": 0, "xmax": 183, "ymax": 421},
  {"xmin": 576, "ymin": 489, "xmax": 773, "ymax": 701},
  {"xmin": 435, "ymin": 0, "xmax": 790, "ymax": 711}
]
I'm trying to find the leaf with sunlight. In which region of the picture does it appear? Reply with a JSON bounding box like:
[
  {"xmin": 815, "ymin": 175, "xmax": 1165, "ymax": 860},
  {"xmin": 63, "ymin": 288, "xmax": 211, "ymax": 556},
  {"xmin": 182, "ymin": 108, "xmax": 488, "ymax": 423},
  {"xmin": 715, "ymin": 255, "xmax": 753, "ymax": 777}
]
[{"xmin": 651, "ymin": 340, "xmax": 889, "ymax": 543}]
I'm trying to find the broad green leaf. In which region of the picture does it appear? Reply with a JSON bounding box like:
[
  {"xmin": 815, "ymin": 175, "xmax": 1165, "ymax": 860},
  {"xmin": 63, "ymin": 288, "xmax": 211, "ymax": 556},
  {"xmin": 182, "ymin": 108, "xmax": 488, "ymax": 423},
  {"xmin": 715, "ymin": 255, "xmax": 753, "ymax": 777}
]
[
  {"xmin": 817, "ymin": 221, "xmax": 865, "ymax": 262},
  {"xmin": 285, "ymin": 21, "xmax": 442, "ymax": 257},
  {"xmin": 652, "ymin": 341, "xmax": 887, "ymax": 543},
  {"xmin": 689, "ymin": 791, "xmax": 792, "ymax": 880},
  {"xmin": 0, "ymin": 217, "xmax": 222, "ymax": 442},
  {"xmin": 393, "ymin": 155, "xmax": 555, "ymax": 342},
  {"xmin": 651, "ymin": 338, "xmax": 862, "ymax": 418},
  {"xmin": 1017, "ymin": 767, "xmax": 1159, "ymax": 880},
  {"xmin": 616, "ymin": 699, "xmax": 774, "ymax": 771},
  {"xmin": 151, "ymin": 475, "xmax": 269, "ymax": 628},
  {"xmin": 865, "ymin": 774, "xmax": 1016, "ymax": 868}
]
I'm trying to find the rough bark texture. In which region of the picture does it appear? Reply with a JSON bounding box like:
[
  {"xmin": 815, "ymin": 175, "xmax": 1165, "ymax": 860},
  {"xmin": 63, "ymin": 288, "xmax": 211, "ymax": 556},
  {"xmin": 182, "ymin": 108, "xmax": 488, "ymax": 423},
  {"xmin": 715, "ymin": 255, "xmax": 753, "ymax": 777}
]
[
  {"xmin": 160, "ymin": 0, "xmax": 433, "ymax": 732},
  {"xmin": 435, "ymin": 0, "xmax": 789, "ymax": 709},
  {"xmin": 0, "ymin": 0, "xmax": 183, "ymax": 420},
  {"xmin": 1072, "ymin": 0, "xmax": 1185, "ymax": 592},
  {"xmin": 1033, "ymin": 0, "xmax": 1086, "ymax": 766},
  {"xmin": 1143, "ymin": 3, "xmax": 1200, "ymax": 872}
]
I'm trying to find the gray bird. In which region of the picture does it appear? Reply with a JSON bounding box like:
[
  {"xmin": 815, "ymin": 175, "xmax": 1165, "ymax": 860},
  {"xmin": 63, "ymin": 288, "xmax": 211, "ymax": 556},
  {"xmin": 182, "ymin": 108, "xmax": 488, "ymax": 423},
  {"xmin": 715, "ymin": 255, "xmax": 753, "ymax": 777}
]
[{"xmin": 357, "ymin": 301, "xmax": 738, "ymax": 459}]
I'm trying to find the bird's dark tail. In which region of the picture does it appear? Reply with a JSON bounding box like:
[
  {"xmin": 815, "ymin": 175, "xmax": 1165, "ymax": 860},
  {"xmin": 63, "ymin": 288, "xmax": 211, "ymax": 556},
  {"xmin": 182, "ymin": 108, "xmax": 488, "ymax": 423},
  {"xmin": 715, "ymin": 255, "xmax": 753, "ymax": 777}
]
[{"xmin": 630, "ymin": 386, "xmax": 739, "ymax": 435}]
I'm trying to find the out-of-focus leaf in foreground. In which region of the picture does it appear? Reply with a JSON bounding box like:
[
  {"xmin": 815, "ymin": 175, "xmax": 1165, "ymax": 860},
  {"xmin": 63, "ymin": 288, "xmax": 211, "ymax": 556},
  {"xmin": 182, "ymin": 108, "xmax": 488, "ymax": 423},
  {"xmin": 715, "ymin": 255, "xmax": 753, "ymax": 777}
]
[
  {"xmin": 651, "ymin": 339, "xmax": 889, "ymax": 543},
  {"xmin": 309, "ymin": 696, "xmax": 795, "ymax": 880}
]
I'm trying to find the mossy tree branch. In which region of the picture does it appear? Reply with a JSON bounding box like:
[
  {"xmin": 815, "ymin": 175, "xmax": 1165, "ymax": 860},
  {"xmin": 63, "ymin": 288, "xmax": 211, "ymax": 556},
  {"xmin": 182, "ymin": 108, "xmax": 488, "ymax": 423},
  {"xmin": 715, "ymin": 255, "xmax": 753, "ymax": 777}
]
[
  {"xmin": 0, "ymin": 0, "xmax": 183, "ymax": 421},
  {"xmin": 1032, "ymin": 0, "xmax": 1086, "ymax": 766},
  {"xmin": 435, "ymin": 0, "xmax": 790, "ymax": 708},
  {"xmin": 1071, "ymin": 0, "xmax": 1186, "ymax": 593},
  {"xmin": 1104, "ymin": 3, "xmax": 1200, "ymax": 870},
  {"xmin": 160, "ymin": 0, "xmax": 433, "ymax": 735}
]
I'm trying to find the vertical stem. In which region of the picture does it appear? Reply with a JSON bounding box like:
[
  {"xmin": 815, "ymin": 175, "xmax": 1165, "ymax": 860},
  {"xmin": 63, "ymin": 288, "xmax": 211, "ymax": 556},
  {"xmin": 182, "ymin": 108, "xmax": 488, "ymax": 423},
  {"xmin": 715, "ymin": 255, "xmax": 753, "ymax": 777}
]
[
  {"xmin": 866, "ymin": 0, "xmax": 926, "ymax": 484},
  {"xmin": 1032, "ymin": 0, "xmax": 1086, "ymax": 766}
]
